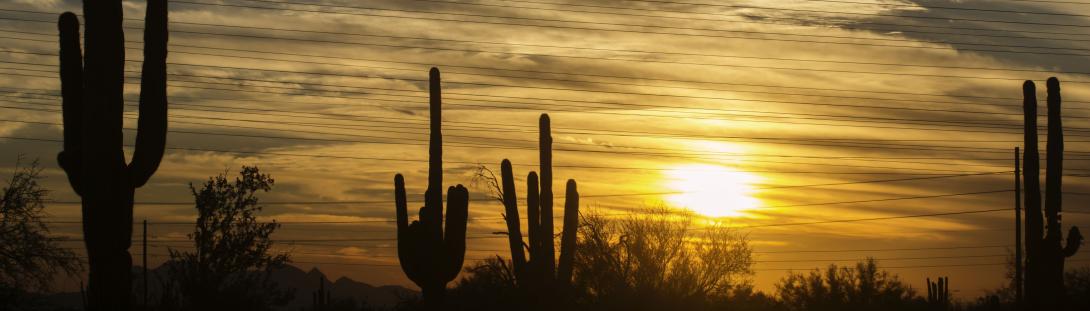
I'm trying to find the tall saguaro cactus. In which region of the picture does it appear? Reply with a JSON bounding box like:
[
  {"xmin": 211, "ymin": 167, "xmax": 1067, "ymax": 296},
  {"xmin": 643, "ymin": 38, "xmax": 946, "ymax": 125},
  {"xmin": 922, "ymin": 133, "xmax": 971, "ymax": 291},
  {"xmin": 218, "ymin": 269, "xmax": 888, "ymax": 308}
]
[
  {"xmin": 1022, "ymin": 78, "xmax": 1083, "ymax": 309},
  {"xmin": 56, "ymin": 1, "xmax": 168, "ymax": 309},
  {"xmin": 395, "ymin": 68, "xmax": 469, "ymax": 309},
  {"xmin": 500, "ymin": 114, "xmax": 580, "ymax": 303}
]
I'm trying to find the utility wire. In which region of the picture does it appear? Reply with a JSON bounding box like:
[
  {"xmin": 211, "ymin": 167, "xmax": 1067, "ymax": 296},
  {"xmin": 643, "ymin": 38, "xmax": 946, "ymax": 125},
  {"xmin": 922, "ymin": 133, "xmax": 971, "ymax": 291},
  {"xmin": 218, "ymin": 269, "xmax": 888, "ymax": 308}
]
[{"xmin": 62, "ymin": 1, "xmax": 1090, "ymax": 58}]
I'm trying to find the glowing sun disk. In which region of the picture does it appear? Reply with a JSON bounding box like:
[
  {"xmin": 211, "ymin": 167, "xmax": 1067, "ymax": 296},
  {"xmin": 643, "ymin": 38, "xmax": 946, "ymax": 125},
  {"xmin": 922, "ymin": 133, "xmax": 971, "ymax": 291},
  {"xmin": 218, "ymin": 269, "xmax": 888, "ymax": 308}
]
[{"xmin": 664, "ymin": 164, "xmax": 762, "ymax": 217}]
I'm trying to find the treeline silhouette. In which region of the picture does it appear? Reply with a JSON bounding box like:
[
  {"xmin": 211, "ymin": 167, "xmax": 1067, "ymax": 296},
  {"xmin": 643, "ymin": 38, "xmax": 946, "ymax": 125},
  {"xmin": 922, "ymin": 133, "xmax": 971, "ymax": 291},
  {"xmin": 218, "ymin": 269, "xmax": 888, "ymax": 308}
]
[{"xmin": 0, "ymin": 0, "xmax": 1086, "ymax": 310}]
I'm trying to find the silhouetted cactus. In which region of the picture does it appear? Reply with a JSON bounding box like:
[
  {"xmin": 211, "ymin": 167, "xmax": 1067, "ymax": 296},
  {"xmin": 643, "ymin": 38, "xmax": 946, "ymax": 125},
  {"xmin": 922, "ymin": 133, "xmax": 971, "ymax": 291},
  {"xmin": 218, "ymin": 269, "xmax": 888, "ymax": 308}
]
[
  {"xmin": 56, "ymin": 1, "xmax": 168, "ymax": 309},
  {"xmin": 926, "ymin": 277, "xmax": 949, "ymax": 309},
  {"xmin": 1022, "ymin": 78, "xmax": 1084, "ymax": 310},
  {"xmin": 313, "ymin": 276, "xmax": 330, "ymax": 311},
  {"xmin": 499, "ymin": 114, "xmax": 580, "ymax": 303},
  {"xmin": 394, "ymin": 68, "xmax": 469, "ymax": 309}
]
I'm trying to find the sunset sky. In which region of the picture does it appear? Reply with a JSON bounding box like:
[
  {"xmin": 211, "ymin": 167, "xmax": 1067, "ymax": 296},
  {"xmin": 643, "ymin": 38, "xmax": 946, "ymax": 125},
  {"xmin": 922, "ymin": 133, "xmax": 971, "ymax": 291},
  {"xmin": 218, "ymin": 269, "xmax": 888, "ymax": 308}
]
[{"xmin": 1, "ymin": 0, "xmax": 1089, "ymax": 298}]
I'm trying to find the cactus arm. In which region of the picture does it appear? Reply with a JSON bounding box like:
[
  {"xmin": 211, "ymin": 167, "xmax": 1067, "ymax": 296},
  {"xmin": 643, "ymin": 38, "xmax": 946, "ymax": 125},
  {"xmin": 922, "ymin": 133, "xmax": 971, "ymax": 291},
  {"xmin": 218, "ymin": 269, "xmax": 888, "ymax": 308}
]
[
  {"xmin": 422, "ymin": 67, "xmax": 443, "ymax": 238},
  {"xmin": 1023, "ymin": 81, "xmax": 1044, "ymax": 248},
  {"xmin": 926, "ymin": 278, "xmax": 933, "ymax": 301},
  {"xmin": 538, "ymin": 114, "xmax": 556, "ymax": 281},
  {"xmin": 500, "ymin": 160, "xmax": 528, "ymax": 279},
  {"xmin": 1044, "ymin": 77, "xmax": 1065, "ymax": 240},
  {"xmin": 1063, "ymin": 226, "xmax": 1083, "ymax": 257},
  {"xmin": 442, "ymin": 185, "xmax": 469, "ymax": 282},
  {"xmin": 395, "ymin": 174, "xmax": 410, "ymax": 255},
  {"xmin": 57, "ymin": 12, "xmax": 84, "ymax": 196},
  {"xmin": 557, "ymin": 179, "xmax": 579, "ymax": 286},
  {"xmin": 526, "ymin": 171, "xmax": 541, "ymax": 274},
  {"xmin": 394, "ymin": 174, "xmax": 424, "ymax": 285},
  {"xmin": 129, "ymin": 0, "xmax": 169, "ymax": 188}
]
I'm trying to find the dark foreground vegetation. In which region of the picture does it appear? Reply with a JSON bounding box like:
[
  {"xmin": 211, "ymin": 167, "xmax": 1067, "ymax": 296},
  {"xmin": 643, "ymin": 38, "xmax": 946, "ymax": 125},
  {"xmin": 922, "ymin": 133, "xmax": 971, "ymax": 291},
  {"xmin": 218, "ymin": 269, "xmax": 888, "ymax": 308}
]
[{"xmin": 2, "ymin": 159, "xmax": 1089, "ymax": 310}]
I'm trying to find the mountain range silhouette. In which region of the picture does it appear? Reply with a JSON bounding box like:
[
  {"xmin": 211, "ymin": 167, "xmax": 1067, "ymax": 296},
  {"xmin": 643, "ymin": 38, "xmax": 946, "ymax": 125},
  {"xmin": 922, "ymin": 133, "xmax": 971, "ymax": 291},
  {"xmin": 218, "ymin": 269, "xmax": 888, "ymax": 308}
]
[{"xmin": 33, "ymin": 264, "xmax": 416, "ymax": 310}]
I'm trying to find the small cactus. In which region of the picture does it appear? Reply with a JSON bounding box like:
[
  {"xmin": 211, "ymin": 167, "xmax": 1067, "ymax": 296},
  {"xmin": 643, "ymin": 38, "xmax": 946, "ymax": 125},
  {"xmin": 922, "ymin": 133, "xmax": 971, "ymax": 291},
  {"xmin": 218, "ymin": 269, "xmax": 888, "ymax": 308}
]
[
  {"xmin": 926, "ymin": 277, "xmax": 949, "ymax": 309},
  {"xmin": 313, "ymin": 276, "xmax": 331, "ymax": 311},
  {"xmin": 56, "ymin": 1, "xmax": 169, "ymax": 309},
  {"xmin": 1021, "ymin": 78, "xmax": 1084, "ymax": 309},
  {"xmin": 394, "ymin": 68, "xmax": 469, "ymax": 309},
  {"xmin": 500, "ymin": 114, "xmax": 580, "ymax": 303}
]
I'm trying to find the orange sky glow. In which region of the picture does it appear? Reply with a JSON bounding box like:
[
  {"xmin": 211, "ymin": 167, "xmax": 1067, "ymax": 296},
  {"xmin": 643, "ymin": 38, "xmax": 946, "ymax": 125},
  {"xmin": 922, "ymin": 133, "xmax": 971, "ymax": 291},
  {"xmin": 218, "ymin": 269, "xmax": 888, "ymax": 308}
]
[{"xmin": 1, "ymin": 0, "xmax": 1089, "ymax": 299}]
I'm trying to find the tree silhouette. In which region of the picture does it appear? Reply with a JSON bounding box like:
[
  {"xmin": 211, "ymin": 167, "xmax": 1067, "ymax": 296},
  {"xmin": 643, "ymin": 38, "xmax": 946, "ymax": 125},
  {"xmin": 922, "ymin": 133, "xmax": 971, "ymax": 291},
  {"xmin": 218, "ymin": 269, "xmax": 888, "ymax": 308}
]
[
  {"xmin": 394, "ymin": 68, "xmax": 469, "ymax": 309},
  {"xmin": 162, "ymin": 166, "xmax": 292, "ymax": 310},
  {"xmin": 775, "ymin": 258, "xmax": 918, "ymax": 311},
  {"xmin": 1065, "ymin": 267, "xmax": 1090, "ymax": 311},
  {"xmin": 447, "ymin": 257, "xmax": 524, "ymax": 310},
  {"xmin": 1020, "ymin": 78, "xmax": 1083, "ymax": 310},
  {"xmin": 55, "ymin": 0, "xmax": 169, "ymax": 309},
  {"xmin": 0, "ymin": 158, "xmax": 81, "ymax": 308},
  {"xmin": 574, "ymin": 208, "xmax": 753, "ymax": 310}
]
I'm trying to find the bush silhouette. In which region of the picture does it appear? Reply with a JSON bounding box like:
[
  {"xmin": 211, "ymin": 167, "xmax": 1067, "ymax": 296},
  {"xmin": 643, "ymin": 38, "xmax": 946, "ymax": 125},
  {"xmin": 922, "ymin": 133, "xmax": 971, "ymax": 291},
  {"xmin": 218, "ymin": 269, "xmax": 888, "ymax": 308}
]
[
  {"xmin": 160, "ymin": 166, "xmax": 292, "ymax": 310},
  {"xmin": 573, "ymin": 208, "xmax": 753, "ymax": 310},
  {"xmin": 775, "ymin": 258, "xmax": 918, "ymax": 311},
  {"xmin": 0, "ymin": 158, "xmax": 81, "ymax": 308}
]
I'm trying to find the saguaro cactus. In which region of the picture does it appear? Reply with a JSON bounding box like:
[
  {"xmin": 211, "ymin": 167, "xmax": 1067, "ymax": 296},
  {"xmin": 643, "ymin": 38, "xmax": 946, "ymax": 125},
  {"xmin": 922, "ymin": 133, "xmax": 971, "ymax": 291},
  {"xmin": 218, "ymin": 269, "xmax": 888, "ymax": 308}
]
[
  {"xmin": 394, "ymin": 68, "xmax": 469, "ymax": 309},
  {"xmin": 926, "ymin": 277, "xmax": 949, "ymax": 309},
  {"xmin": 1022, "ymin": 78, "xmax": 1083, "ymax": 310},
  {"xmin": 313, "ymin": 276, "xmax": 330, "ymax": 311},
  {"xmin": 56, "ymin": 1, "xmax": 168, "ymax": 309},
  {"xmin": 499, "ymin": 114, "xmax": 580, "ymax": 302}
]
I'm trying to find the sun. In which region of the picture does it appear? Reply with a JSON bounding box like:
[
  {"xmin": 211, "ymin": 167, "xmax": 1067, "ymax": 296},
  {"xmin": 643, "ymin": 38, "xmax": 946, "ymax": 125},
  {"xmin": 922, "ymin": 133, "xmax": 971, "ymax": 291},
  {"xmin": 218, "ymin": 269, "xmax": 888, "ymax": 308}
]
[{"xmin": 663, "ymin": 164, "xmax": 763, "ymax": 217}]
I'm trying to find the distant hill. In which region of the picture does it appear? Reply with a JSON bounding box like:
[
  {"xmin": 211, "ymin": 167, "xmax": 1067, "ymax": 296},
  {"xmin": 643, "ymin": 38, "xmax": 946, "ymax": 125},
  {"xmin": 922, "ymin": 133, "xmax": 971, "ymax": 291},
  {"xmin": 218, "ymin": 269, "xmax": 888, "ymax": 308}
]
[
  {"xmin": 35, "ymin": 264, "xmax": 416, "ymax": 310},
  {"xmin": 271, "ymin": 264, "xmax": 416, "ymax": 310}
]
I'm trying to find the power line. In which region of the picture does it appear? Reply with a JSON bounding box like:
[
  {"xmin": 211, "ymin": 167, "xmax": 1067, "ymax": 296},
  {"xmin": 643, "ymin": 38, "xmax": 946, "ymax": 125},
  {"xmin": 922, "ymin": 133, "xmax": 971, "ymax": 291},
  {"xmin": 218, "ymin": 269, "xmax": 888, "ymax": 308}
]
[
  {"xmin": 799, "ymin": 0, "xmax": 1090, "ymax": 17},
  {"xmin": 436, "ymin": 0, "xmax": 1090, "ymax": 39},
  {"xmin": 0, "ymin": 70, "xmax": 1043, "ymax": 138},
  {"xmin": 142, "ymin": 242, "xmax": 1020, "ymax": 254},
  {"xmin": 0, "ymin": 86, "xmax": 1056, "ymax": 143},
  {"xmin": 7, "ymin": 34, "xmax": 1090, "ymax": 114},
  {"xmin": 10, "ymin": 102, "xmax": 1090, "ymax": 171},
  {"xmin": 734, "ymin": 208, "xmax": 1009, "ymax": 229},
  {"xmin": 5, "ymin": 27, "xmax": 1087, "ymax": 86},
  {"xmin": 752, "ymin": 244, "xmax": 1013, "ymax": 254},
  {"xmin": 0, "ymin": 135, "xmax": 1007, "ymax": 175},
  {"xmin": 37, "ymin": 190, "xmax": 1014, "ymax": 227},
  {"xmin": 91, "ymin": 0, "xmax": 1090, "ymax": 58},
  {"xmin": 611, "ymin": 0, "xmax": 1090, "ymax": 28},
  {"xmin": 1, "ymin": 116, "xmax": 1050, "ymax": 169},
  {"xmin": 7, "ymin": 89, "xmax": 1090, "ymax": 157},
  {"xmin": 573, "ymin": 0, "xmax": 1090, "ymax": 19},
  {"xmin": 7, "ymin": 87, "xmax": 1090, "ymax": 159},
  {"xmin": 756, "ymin": 262, "xmax": 1009, "ymax": 271},
  {"xmin": 116, "ymin": 1, "xmax": 1090, "ymax": 51},
  {"xmin": 39, "ymin": 189, "xmax": 1014, "ymax": 210},
  {"xmin": 4, "ymin": 54, "xmax": 1071, "ymax": 115},
  {"xmin": 757, "ymin": 254, "xmax": 1006, "ymax": 263},
  {"xmin": 9, "ymin": 44, "xmax": 1086, "ymax": 106},
  {"xmin": 6, "ymin": 58, "xmax": 1073, "ymax": 127},
  {"xmin": 4, "ymin": 96, "xmax": 1071, "ymax": 163},
  {"xmin": 761, "ymin": 189, "xmax": 1011, "ymax": 209},
  {"xmin": 9, "ymin": 66, "xmax": 1086, "ymax": 142},
  {"xmin": 34, "ymin": 173, "xmax": 1014, "ymax": 212}
]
